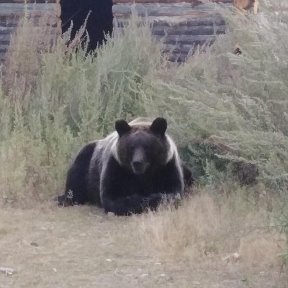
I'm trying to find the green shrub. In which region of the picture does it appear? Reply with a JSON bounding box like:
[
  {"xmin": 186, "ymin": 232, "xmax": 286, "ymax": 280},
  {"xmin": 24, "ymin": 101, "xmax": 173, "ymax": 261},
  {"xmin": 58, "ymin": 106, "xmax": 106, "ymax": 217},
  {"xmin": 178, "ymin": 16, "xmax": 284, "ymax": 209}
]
[{"xmin": 0, "ymin": 1, "xmax": 288, "ymax": 207}]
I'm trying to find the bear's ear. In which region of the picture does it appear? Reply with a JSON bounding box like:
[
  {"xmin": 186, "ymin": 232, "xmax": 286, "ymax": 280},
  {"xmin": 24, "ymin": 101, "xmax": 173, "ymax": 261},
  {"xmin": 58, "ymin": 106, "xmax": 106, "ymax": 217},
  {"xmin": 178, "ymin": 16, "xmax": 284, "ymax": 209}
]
[
  {"xmin": 150, "ymin": 117, "xmax": 167, "ymax": 135},
  {"xmin": 115, "ymin": 119, "xmax": 131, "ymax": 137}
]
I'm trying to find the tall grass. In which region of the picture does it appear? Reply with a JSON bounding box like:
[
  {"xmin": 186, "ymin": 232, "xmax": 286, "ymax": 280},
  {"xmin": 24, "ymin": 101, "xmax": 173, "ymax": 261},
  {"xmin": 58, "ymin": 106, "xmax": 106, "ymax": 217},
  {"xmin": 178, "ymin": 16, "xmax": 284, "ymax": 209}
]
[
  {"xmin": 0, "ymin": 1, "xmax": 287, "ymax": 212},
  {"xmin": 134, "ymin": 189, "xmax": 286, "ymax": 268},
  {"xmin": 0, "ymin": 11, "xmax": 166, "ymax": 205},
  {"xmin": 141, "ymin": 1, "xmax": 288, "ymax": 190}
]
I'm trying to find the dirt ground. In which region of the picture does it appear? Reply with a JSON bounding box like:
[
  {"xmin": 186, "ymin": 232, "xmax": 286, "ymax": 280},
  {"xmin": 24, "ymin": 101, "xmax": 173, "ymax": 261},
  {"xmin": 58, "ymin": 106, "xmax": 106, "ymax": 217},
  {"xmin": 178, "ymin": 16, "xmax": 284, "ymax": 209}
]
[{"xmin": 0, "ymin": 203, "xmax": 287, "ymax": 288}]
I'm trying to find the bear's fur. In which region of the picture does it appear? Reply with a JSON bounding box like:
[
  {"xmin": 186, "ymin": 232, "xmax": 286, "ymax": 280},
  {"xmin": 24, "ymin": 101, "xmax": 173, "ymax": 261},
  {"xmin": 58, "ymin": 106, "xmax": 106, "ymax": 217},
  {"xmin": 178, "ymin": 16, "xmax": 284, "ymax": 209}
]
[
  {"xmin": 60, "ymin": 0, "xmax": 113, "ymax": 52},
  {"xmin": 58, "ymin": 118, "xmax": 193, "ymax": 215}
]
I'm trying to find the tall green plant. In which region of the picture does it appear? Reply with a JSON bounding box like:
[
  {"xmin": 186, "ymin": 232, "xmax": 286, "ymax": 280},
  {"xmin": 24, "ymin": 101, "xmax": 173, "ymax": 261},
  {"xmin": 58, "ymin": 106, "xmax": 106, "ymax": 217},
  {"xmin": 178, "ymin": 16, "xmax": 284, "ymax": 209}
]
[
  {"xmin": 138, "ymin": 1, "xmax": 288, "ymax": 189},
  {"xmin": 0, "ymin": 12, "xmax": 165, "ymax": 205},
  {"xmin": 1, "ymin": 2, "xmax": 288, "ymax": 207}
]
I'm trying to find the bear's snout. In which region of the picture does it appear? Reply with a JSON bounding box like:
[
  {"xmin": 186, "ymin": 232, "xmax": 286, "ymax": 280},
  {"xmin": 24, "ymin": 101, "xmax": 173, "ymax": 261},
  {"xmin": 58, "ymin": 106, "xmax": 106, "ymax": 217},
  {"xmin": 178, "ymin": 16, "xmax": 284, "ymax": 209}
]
[
  {"xmin": 132, "ymin": 160, "xmax": 146, "ymax": 174},
  {"xmin": 131, "ymin": 148, "xmax": 149, "ymax": 175}
]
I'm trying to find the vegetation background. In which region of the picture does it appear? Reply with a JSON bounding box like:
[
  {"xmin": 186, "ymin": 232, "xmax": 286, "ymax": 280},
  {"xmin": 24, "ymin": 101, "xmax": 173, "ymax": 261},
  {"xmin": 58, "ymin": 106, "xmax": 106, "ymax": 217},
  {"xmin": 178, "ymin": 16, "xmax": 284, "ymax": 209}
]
[{"xmin": 0, "ymin": 0, "xmax": 287, "ymax": 287}]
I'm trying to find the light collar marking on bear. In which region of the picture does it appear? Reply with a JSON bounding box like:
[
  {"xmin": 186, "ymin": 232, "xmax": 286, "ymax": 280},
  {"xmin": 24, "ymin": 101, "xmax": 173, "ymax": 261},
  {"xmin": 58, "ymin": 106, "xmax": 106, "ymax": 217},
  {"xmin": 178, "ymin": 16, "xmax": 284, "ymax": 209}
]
[
  {"xmin": 128, "ymin": 117, "xmax": 154, "ymax": 126},
  {"xmin": 106, "ymin": 131, "xmax": 121, "ymax": 164},
  {"xmin": 166, "ymin": 134, "xmax": 178, "ymax": 163}
]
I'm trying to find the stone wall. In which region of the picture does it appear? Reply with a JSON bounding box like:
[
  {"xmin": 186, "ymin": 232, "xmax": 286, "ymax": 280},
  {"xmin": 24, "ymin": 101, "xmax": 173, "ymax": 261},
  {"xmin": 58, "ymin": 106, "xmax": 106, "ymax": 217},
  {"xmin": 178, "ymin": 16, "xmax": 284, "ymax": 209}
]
[
  {"xmin": 0, "ymin": 3, "xmax": 56, "ymax": 63},
  {"xmin": 0, "ymin": 1, "xmax": 232, "ymax": 63},
  {"xmin": 114, "ymin": 2, "xmax": 229, "ymax": 61}
]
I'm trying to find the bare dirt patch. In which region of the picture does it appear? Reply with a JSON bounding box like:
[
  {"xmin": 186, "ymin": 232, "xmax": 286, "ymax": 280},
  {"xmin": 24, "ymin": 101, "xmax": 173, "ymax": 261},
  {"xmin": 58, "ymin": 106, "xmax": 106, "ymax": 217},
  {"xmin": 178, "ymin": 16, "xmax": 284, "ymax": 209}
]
[{"xmin": 0, "ymin": 195, "xmax": 287, "ymax": 288}]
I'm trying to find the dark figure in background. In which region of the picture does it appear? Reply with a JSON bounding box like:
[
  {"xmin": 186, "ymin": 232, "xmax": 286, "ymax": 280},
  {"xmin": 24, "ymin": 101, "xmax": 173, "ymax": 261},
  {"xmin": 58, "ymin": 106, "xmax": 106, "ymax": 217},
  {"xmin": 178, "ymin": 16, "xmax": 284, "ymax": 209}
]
[{"xmin": 60, "ymin": 0, "xmax": 113, "ymax": 52}]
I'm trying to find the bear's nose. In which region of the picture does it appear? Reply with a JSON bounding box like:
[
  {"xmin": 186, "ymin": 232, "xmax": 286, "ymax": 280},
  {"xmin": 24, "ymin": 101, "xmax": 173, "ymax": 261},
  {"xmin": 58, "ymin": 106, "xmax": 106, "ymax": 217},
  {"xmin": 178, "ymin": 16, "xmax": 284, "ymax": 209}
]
[
  {"xmin": 131, "ymin": 148, "xmax": 148, "ymax": 174},
  {"xmin": 131, "ymin": 160, "xmax": 147, "ymax": 175},
  {"xmin": 132, "ymin": 160, "xmax": 143, "ymax": 170}
]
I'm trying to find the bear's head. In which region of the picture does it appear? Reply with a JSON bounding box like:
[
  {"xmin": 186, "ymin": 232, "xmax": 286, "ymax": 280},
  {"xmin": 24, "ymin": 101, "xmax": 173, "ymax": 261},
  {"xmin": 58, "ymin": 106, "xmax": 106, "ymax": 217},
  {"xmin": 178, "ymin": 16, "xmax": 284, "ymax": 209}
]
[{"xmin": 115, "ymin": 118, "xmax": 171, "ymax": 175}]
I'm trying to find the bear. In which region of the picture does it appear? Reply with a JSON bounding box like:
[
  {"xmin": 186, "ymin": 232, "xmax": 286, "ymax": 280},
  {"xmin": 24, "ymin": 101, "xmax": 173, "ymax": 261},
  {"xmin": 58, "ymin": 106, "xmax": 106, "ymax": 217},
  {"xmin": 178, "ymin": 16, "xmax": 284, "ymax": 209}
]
[
  {"xmin": 58, "ymin": 118, "xmax": 193, "ymax": 215},
  {"xmin": 60, "ymin": 0, "xmax": 113, "ymax": 53}
]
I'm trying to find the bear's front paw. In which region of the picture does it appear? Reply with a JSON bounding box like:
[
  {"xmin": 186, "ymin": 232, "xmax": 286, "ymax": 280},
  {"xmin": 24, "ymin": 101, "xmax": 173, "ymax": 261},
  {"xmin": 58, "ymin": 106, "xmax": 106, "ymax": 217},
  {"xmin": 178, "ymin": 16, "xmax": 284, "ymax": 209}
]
[{"xmin": 146, "ymin": 193, "xmax": 163, "ymax": 210}]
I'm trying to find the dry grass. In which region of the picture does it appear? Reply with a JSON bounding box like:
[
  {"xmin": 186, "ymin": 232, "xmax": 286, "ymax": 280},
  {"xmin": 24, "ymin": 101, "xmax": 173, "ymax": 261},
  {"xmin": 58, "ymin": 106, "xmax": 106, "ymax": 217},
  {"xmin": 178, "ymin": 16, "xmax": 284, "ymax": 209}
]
[
  {"xmin": 136, "ymin": 191, "xmax": 286, "ymax": 266},
  {"xmin": 3, "ymin": 11, "xmax": 57, "ymax": 103},
  {"xmin": 0, "ymin": 192, "xmax": 287, "ymax": 288}
]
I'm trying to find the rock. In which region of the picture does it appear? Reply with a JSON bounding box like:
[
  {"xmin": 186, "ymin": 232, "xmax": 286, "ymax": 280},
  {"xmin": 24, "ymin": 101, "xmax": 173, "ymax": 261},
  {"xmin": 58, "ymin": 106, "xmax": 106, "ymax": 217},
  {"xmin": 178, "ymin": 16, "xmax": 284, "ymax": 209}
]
[
  {"xmin": 0, "ymin": 267, "xmax": 15, "ymax": 276},
  {"xmin": 222, "ymin": 252, "xmax": 241, "ymax": 263}
]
